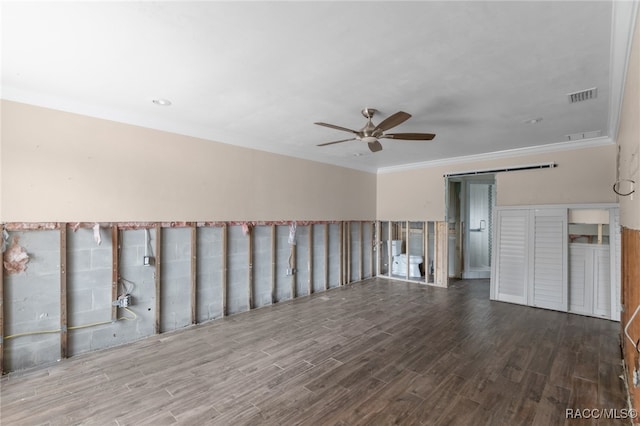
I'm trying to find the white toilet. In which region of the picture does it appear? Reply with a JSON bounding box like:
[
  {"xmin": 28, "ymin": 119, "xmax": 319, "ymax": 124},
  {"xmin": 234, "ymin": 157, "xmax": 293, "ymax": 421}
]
[
  {"xmin": 389, "ymin": 240, "xmax": 423, "ymax": 278},
  {"xmin": 392, "ymin": 254, "xmax": 423, "ymax": 278}
]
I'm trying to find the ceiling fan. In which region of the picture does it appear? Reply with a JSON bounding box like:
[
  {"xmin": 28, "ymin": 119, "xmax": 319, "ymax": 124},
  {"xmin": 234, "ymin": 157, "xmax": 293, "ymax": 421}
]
[{"xmin": 315, "ymin": 108, "xmax": 436, "ymax": 153}]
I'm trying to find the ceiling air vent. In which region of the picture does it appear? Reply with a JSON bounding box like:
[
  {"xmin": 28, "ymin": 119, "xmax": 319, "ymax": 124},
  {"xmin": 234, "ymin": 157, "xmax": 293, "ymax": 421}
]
[{"xmin": 568, "ymin": 87, "xmax": 597, "ymax": 103}]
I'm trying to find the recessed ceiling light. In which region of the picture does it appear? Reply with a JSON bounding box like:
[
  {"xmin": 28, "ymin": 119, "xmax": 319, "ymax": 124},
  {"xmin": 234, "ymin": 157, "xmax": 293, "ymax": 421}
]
[
  {"xmin": 152, "ymin": 98, "xmax": 172, "ymax": 106},
  {"xmin": 523, "ymin": 117, "xmax": 543, "ymax": 124}
]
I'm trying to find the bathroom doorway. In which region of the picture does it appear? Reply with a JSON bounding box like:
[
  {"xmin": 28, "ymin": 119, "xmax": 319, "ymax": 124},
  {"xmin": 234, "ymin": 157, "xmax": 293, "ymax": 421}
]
[{"xmin": 446, "ymin": 175, "xmax": 496, "ymax": 279}]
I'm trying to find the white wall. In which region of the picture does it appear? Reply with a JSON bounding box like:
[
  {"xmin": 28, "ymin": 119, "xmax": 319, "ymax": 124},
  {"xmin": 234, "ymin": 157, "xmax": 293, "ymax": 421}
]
[
  {"xmin": 376, "ymin": 144, "xmax": 617, "ymax": 221},
  {"xmin": 0, "ymin": 101, "xmax": 376, "ymax": 222}
]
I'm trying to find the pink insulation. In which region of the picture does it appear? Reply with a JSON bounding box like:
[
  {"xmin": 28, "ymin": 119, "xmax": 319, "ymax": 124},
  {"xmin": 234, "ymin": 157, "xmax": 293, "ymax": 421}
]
[{"xmin": 3, "ymin": 236, "xmax": 29, "ymax": 274}]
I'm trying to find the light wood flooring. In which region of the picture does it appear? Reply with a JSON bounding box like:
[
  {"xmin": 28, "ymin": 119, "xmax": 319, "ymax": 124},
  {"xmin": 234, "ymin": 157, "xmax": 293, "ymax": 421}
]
[{"xmin": 0, "ymin": 278, "xmax": 629, "ymax": 425}]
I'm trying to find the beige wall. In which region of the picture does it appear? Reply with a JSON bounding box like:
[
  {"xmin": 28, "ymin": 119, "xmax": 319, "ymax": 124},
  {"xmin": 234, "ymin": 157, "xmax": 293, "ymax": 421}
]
[
  {"xmin": 617, "ymin": 13, "xmax": 640, "ymax": 231},
  {"xmin": 377, "ymin": 144, "xmax": 617, "ymax": 221},
  {"xmin": 0, "ymin": 101, "xmax": 376, "ymax": 222}
]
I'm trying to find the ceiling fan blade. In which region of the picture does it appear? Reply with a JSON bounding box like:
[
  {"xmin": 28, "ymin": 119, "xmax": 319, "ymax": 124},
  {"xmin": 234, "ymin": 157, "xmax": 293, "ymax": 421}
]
[
  {"xmin": 382, "ymin": 132, "xmax": 436, "ymax": 140},
  {"xmin": 314, "ymin": 122, "xmax": 359, "ymax": 134},
  {"xmin": 368, "ymin": 140, "xmax": 383, "ymax": 153},
  {"xmin": 317, "ymin": 138, "xmax": 357, "ymax": 147},
  {"xmin": 374, "ymin": 111, "xmax": 411, "ymax": 132}
]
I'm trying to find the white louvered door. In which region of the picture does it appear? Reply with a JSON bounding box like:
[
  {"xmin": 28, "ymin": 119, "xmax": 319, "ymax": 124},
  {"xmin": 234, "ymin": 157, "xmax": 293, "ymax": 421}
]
[
  {"xmin": 529, "ymin": 209, "xmax": 567, "ymax": 312},
  {"xmin": 492, "ymin": 209, "xmax": 529, "ymax": 304}
]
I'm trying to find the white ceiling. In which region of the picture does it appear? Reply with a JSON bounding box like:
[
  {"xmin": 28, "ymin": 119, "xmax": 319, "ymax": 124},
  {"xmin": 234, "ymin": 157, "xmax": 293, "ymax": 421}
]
[{"xmin": 1, "ymin": 1, "xmax": 637, "ymax": 173}]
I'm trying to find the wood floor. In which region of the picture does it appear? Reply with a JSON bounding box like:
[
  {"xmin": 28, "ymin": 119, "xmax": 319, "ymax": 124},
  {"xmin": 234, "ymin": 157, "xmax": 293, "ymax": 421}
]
[{"xmin": 0, "ymin": 278, "xmax": 628, "ymax": 425}]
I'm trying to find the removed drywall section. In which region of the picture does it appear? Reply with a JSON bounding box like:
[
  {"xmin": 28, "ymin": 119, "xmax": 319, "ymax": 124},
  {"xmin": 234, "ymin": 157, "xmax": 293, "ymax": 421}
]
[
  {"xmin": 275, "ymin": 225, "xmax": 293, "ymax": 302},
  {"xmin": 160, "ymin": 227, "xmax": 192, "ymax": 332},
  {"xmin": 4, "ymin": 230, "xmax": 60, "ymax": 371},
  {"xmin": 0, "ymin": 220, "xmax": 375, "ymax": 374},
  {"xmin": 227, "ymin": 225, "xmax": 249, "ymax": 315},
  {"xmin": 312, "ymin": 224, "xmax": 327, "ymax": 293},
  {"xmin": 295, "ymin": 225, "xmax": 310, "ymax": 298},
  {"xmin": 196, "ymin": 226, "xmax": 223, "ymax": 322},
  {"xmin": 328, "ymin": 224, "xmax": 340, "ymax": 288},
  {"xmin": 118, "ymin": 229, "xmax": 156, "ymax": 340},
  {"xmin": 67, "ymin": 227, "xmax": 114, "ymax": 356},
  {"xmin": 253, "ymin": 225, "xmax": 273, "ymax": 308}
]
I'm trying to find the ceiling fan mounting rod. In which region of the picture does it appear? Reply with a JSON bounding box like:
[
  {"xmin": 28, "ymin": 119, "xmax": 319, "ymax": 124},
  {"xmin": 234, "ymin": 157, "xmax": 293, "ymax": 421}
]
[{"xmin": 361, "ymin": 108, "xmax": 377, "ymax": 119}]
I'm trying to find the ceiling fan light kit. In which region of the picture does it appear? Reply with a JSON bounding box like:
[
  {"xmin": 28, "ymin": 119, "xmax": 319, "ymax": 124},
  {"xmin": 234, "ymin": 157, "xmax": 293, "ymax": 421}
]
[{"xmin": 315, "ymin": 108, "xmax": 436, "ymax": 153}]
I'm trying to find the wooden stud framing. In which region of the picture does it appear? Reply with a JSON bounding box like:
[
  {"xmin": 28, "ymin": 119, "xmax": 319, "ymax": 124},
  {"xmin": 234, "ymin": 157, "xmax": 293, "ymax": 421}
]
[
  {"xmin": 347, "ymin": 222, "xmax": 351, "ymax": 284},
  {"xmin": 406, "ymin": 221, "xmax": 410, "ymax": 279},
  {"xmin": 290, "ymin": 243, "xmax": 297, "ymax": 299},
  {"xmin": 222, "ymin": 224, "xmax": 228, "ymax": 316},
  {"xmin": 359, "ymin": 221, "xmax": 363, "ymax": 281},
  {"xmin": 423, "ymin": 223, "xmax": 428, "ymax": 283},
  {"xmin": 434, "ymin": 221, "xmax": 448, "ymax": 287},
  {"xmin": 190, "ymin": 224, "xmax": 197, "ymax": 325},
  {"xmin": 370, "ymin": 222, "xmax": 375, "ymax": 279},
  {"xmin": 387, "ymin": 221, "xmax": 392, "ymax": 277},
  {"xmin": 339, "ymin": 222, "xmax": 344, "ymax": 286},
  {"xmin": 59, "ymin": 224, "xmax": 68, "ymax": 359},
  {"xmin": 375, "ymin": 221, "xmax": 380, "ymax": 277},
  {"xmin": 111, "ymin": 227, "xmax": 119, "ymax": 321},
  {"xmin": 271, "ymin": 225, "xmax": 276, "ymax": 304},
  {"xmin": 1, "ymin": 224, "xmax": 5, "ymax": 375},
  {"xmin": 324, "ymin": 224, "xmax": 329, "ymax": 291},
  {"xmin": 248, "ymin": 226, "xmax": 254, "ymax": 310},
  {"xmin": 154, "ymin": 224, "xmax": 162, "ymax": 334},
  {"xmin": 308, "ymin": 225, "xmax": 313, "ymax": 295}
]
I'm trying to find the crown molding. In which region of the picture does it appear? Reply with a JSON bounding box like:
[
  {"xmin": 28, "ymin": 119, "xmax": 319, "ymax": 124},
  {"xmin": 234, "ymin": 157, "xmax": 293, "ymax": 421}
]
[
  {"xmin": 376, "ymin": 136, "xmax": 614, "ymax": 175},
  {"xmin": 608, "ymin": 0, "xmax": 639, "ymax": 142}
]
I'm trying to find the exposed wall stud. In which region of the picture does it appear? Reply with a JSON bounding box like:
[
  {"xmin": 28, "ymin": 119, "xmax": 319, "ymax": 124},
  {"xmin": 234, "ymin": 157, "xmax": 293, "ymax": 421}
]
[
  {"xmin": 423, "ymin": 223, "xmax": 428, "ymax": 284},
  {"xmin": 248, "ymin": 226, "xmax": 254, "ymax": 309},
  {"xmin": 1, "ymin": 224, "xmax": 5, "ymax": 375},
  {"xmin": 387, "ymin": 221, "xmax": 392, "ymax": 277},
  {"xmin": 154, "ymin": 224, "xmax": 162, "ymax": 333},
  {"xmin": 347, "ymin": 222, "xmax": 351, "ymax": 284},
  {"xmin": 324, "ymin": 224, "xmax": 329, "ymax": 291},
  {"xmin": 435, "ymin": 222, "xmax": 449, "ymax": 287},
  {"xmin": 290, "ymin": 243, "xmax": 297, "ymax": 299},
  {"xmin": 190, "ymin": 224, "xmax": 197, "ymax": 324},
  {"xmin": 406, "ymin": 221, "xmax": 410, "ymax": 279},
  {"xmin": 339, "ymin": 222, "xmax": 344, "ymax": 286},
  {"xmin": 308, "ymin": 225, "xmax": 313, "ymax": 295},
  {"xmin": 111, "ymin": 226, "xmax": 119, "ymax": 321},
  {"xmin": 375, "ymin": 221, "xmax": 381, "ymax": 277},
  {"xmin": 271, "ymin": 224, "xmax": 276, "ymax": 304},
  {"xmin": 60, "ymin": 224, "xmax": 68, "ymax": 359},
  {"xmin": 370, "ymin": 222, "xmax": 375, "ymax": 278},
  {"xmin": 359, "ymin": 221, "xmax": 363, "ymax": 281},
  {"xmin": 222, "ymin": 224, "xmax": 228, "ymax": 316}
]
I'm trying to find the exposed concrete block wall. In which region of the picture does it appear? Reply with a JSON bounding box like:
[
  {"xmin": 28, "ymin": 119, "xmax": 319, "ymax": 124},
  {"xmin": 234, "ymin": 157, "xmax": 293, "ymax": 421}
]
[
  {"xmin": 4, "ymin": 230, "xmax": 61, "ymax": 371},
  {"xmin": 195, "ymin": 226, "xmax": 224, "ymax": 322},
  {"xmin": 160, "ymin": 228, "xmax": 192, "ymax": 332},
  {"xmin": 252, "ymin": 225, "xmax": 273, "ymax": 308},
  {"xmin": 1, "ymin": 221, "xmax": 375, "ymax": 374},
  {"xmin": 227, "ymin": 225, "xmax": 249, "ymax": 315}
]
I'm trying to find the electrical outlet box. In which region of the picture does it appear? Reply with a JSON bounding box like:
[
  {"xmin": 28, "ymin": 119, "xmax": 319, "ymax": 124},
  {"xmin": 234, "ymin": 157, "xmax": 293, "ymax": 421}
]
[
  {"xmin": 286, "ymin": 268, "xmax": 296, "ymax": 276},
  {"xmin": 112, "ymin": 294, "xmax": 132, "ymax": 308},
  {"xmin": 143, "ymin": 256, "xmax": 153, "ymax": 266}
]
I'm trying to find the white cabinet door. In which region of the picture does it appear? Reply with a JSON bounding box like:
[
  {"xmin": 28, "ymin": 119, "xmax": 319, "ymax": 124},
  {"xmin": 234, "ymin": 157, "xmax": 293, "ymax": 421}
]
[
  {"xmin": 530, "ymin": 209, "xmax": 568, "ymax": 312},
  {"xmin": 593, "ymin": 245, "xmax": 611, "ymax": 318},
  {"xmin": 492, "ymin": 210, "xmax": 529, "ymax": 304},
  {"xmin": 569, "ymin": 244, "xmax": 591, "ymax": 315}
]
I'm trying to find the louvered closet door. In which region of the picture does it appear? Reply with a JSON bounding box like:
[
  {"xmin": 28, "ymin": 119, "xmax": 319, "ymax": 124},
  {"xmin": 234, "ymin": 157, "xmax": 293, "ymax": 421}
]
[
  {"xmin": 493, "ymin": 210, "xmax": 529, "ymax": 304},
  {"xmin": 530, "ymin": 209, "xmax": 568, "ymax": 312}
]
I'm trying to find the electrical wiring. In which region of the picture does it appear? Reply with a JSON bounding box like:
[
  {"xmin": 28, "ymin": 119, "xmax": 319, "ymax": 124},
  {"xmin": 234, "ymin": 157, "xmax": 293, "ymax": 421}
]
[{"xmin": 4, "ymin": 307, "xmax": 138, "ymax": 340}]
